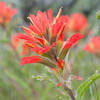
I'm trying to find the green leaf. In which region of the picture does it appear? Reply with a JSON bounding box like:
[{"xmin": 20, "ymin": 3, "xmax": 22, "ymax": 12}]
[
  {"xmin": 93, "ymin": 82, "xmax": 100, "ymax": 100},
  {"xmin": 76, "ymin": 72, "xmax": 100, "ymax": 100},
  {"xmin": 5, "ymin": 71, "xmax": 34, "ymax": 100}
]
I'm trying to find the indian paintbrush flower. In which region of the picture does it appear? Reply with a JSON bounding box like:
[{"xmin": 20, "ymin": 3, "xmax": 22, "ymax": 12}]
[
  {"xmin": 16, "ymin": 8, "xmax": 84, "ymax": 100},
  {"xmin": 16, "ymin": 8, "xmax": 84, "ymax": 72},
  {"xmin": 84, "ymin": 36, "xmax": 100, "ymax": 56},
  {"xmin": 65, "ymin": 13, "xmax": 88, "ymax": 34},
  {"xmin": 0, "ymin": 1, "xmax": 17, "ymax": 27}
]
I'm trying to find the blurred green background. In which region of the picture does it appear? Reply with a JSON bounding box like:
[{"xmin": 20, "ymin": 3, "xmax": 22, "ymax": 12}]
[{"xmin": 0, "ymin": 0, "xmax": 100, "ymax": 100}]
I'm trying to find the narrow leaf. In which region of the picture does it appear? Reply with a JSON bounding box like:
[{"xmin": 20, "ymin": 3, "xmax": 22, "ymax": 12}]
[{"xmin": 76, "ymin": 72, "xmax": 100, "ymax": 100}]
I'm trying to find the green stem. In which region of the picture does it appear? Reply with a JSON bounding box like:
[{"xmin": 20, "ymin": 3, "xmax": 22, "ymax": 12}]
[{"xmin": 63, "ymin": 84, "xmax": 75, "ymax": 100}]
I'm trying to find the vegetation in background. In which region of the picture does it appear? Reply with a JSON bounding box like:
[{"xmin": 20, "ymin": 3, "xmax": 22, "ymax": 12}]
[{"xmin": 0, "ymin": 0, "xmax": 100, "ymax": 100}]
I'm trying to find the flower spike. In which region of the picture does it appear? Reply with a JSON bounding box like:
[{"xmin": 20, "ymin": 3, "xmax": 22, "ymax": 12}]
[{"xmin": 16, "ymin": 8, "xmax": 84, "ymax": 73}]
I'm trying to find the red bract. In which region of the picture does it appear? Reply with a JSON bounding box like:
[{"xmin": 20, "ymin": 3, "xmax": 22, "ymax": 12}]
[
  {"xmin": 17, "ymin": 8, "xmax": 84, "ymax": 71},
  {"xmin": 57, "ymin": 59, "xmax": 65, "ymax": 70},
  {"xmin": 84, "ymin": 36, "xmax": 100, "ymax": 55},
  {"xmin": 0, "ymin": 1, "xmax": 17, "ymax": 26},
  {"xmin": 67, "ymin": 13, "xmax": 88, "ymax": 33},
  {"xmin": 21, "ymin": 56, "xmax": 42, "ymax": 65},
  {"xmin": 56, "ymin": 60, "xmax": 83, "ymax": 87}
]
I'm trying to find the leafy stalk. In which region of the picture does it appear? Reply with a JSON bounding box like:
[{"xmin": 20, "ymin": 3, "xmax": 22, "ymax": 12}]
[{"xmin": 76, "ymin": 72, "xmax": 100, "ymax": 100}]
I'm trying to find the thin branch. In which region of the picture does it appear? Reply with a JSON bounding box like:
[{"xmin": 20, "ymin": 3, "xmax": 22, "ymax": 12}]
[{"xmin": 63, "ymin": 84, "xmax": 75, "ymax": 100}]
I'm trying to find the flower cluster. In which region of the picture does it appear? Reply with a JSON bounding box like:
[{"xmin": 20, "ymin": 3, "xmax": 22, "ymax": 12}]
[
  {"xmin": 65, "ymin": 13, "xmax": 88, "ymax": 34},
  {"xmin": 84, "ymin": 36, "xmax": 100, "ymax": 55},
  {"xmin": 16, "ymin": 8, "xmax": 84, "ymax": 73},
  {"xmin": 0, "ymin": 2, "xmax": 17, "ymax": 26}
]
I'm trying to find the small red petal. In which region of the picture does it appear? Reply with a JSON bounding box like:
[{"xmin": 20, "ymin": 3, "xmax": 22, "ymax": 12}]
[
  {"xmin": 48, "ymin": 8, "xmax": 53, "ymax": 24},
  {"xmin": 21, "ymin": 56, "xmax": 41, "ymax": 65},
  {"xmin": 56, "ymin": 82, "xmax": 62, "ymax": 87},
  {"xmin": 64, "ymin": 33, "xmax": 84, "ymax": 49},
  {"xmin": 51, "ymin": 42, "xmax": 56, "ymax": 48},
  {"xmin": 22, "ymin": 26, "xmax": 34, "ymax": 35},
  {"xmin": 66, "ymin": 64, "xmax": 70, "ymax": 73},
  {"xmin": 50, "ymin": 68, "xmax": 58, "ymax": 73},
  {"xmin": 39, "ymin": 46, "xmax": 50, "ymax": 54},
  {"xmin": 57, "ymin": 59, "xmax": 65, "ymax": 70},
  {"xmin": 21, "ymin": 43, "xmax": 28, "ymax": 56},
  {"xmin": 16, "ymin": 34, "xmax": 35, "ymax": 42},
  {"xmin": 72, "ymin": 76, "xmax": 83, "ymax": 80}
]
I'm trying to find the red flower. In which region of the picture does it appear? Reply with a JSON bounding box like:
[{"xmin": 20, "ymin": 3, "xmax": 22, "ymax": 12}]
[
  {"xmin": 68, "ymin": 13, "xmax": 88, "ymax": 32},
  {"xmin": 0, "ymin": 2, "xmax": 17, "ymax": 25},
  {"xmin": 17, "ymin": 8, "xmax": 84, "ymax": 71},
  {"xmin": 11, "ymin": 33, "xmax": 29, "ymax": 56},
  {"xmin": 84, "ymin": 36, "xmax": 100, "ymax": 55}
]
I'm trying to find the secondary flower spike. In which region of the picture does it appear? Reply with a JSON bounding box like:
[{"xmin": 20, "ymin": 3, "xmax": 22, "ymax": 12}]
[
  {"xmin": 84, "ymin": 36, "xmax": 100, "ymax": 55},
  {"xmin": 17, "ymin": 8, "xmax": 84, "ymax": 71},
  {"xmin": 0, "ymin": 1, "xmax": 17, "ymax": 26},
  {"xmin": 67, "ymin": 13, "xmax": 88, "ymax": 33}
]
